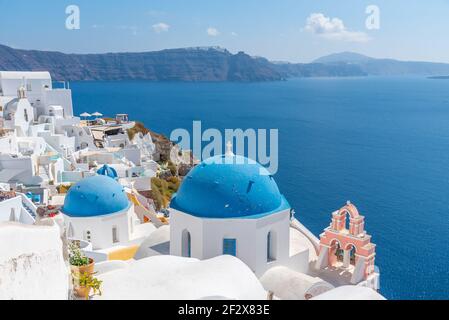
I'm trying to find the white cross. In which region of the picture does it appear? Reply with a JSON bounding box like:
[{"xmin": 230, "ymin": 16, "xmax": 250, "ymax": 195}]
[{"xmin": 226, "ymin": 141, "xmax": 234, "ymax": 156}]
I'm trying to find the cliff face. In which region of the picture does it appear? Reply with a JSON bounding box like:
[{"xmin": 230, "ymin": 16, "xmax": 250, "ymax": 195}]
[
  {"xmin": 0, "ymin": 44, "xmax": 369, "ymax": 81},
  {"xmin": 314, "ymin": 52, "xmax": 449, "ymax": 76},
  {"xmin": 273, "ymin": 62, "xmax": 367, "ymax": 77},
  {"xmin": 0, "ymin": 45, "xmax": 282, "ymax": 82},
  {"xmin": 3, "ymin": 45, "xmax": 449, "ymax": 81}
]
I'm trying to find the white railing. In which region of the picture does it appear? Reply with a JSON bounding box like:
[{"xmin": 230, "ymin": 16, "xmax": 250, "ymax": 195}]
[
  {"xmin": 16, "ymin": 193, "xmax": 37, "ymax": 223},
  {"xmin": 290, "ymin": 218, "xmax": 321, "ymax": 255}
]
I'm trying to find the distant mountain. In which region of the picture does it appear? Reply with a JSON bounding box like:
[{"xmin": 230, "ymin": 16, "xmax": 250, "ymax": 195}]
[
  {"xmin": 272, "ymin": 62, "xmax": 367, "ymax": 78},
  {"xmin": 314, "ymin": 52, "xmax": 374, "ymax": 64},
  {"xmin": 1, "ymin": 44, "xmax": 449, "ymax": 81},
  {"xmin": 313, "ymin": 52, "xmax": 449, "ymax": 76},
  {"xmin": 0, "ymin": 44, "xmax": 368, "ymax": 81},
  {"xmin": 0, "ymin": 45, "xmax": 282, "ymax": 82}
]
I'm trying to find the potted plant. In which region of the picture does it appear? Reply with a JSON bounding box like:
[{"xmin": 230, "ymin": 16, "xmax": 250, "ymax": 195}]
[
  {"xmin": 72, "ymin": 272, "xmax": 103, "ymax": 300},
  {"xmin": 69, "ymin": 241, "xmax": 94, "ymax": 275}
]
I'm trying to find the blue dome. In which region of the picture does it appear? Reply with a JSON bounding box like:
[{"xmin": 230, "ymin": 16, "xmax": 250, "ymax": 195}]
[
  {"xmin": 96, "ymin": 164, "xmax": 118, "ymax": 179},
  {"xmin": 63, "ymin": 175, "xmax": 130, "ymax": 217},
  {"xmin": 170, "ymin": 155, "xmax": 290, "ymax": 219}
]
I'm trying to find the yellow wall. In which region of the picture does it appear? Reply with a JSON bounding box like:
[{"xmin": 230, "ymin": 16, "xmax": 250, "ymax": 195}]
[{"xmin": 107, "ymin": 245, "xmax": 139, "ymax": 261}]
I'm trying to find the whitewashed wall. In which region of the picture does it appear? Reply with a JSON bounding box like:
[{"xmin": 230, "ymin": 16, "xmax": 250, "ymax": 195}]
[
  {"xmin": 0, "ymin": 197, "xmax": 23, "ymax": 223},
  {"xmin": 0, "ymin": 154, "xmax": 35, "ymax": 184},
  {"xmin": 63, "ymin": 206, "xmax": 135, "ymax": 250},
  {"xmin": 0, "ymin": 222, "xmax": 69, "ymax": 300},
  {"xmin": 170, "ymin": 210, "xmax": 291, "ymax": 276},
  {"xmin": 43, "ymin": 89, "xmax": 74, "ymax": 118},
  {"xmin": 0, "ymin": 134, "xmax": 19, "ymax": 154}
]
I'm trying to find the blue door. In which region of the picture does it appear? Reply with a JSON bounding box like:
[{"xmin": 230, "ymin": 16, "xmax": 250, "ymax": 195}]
[{"xmin": 223, "ymin": 239, "xmax": 237, "ymax": 256}]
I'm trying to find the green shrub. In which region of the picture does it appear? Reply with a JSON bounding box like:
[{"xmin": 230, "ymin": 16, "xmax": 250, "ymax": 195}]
[
  {"xmin": 150, "ymin": 176, "xmax": 181, "ymax": 211},
  {"xmin": 69, "ymin": 242, "xmax": 90, "ymax": 267}
]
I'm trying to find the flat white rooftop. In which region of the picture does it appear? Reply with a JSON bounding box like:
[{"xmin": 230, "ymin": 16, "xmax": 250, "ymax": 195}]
[{"xmin": 0, "ymin": 71, "xmax": 51, "ymax": 80}]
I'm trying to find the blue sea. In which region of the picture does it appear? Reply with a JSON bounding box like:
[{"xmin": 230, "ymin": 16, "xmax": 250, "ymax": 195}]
[{"xmin": 70, "ymin": 77, "xmax": 449, "ymax": 300}]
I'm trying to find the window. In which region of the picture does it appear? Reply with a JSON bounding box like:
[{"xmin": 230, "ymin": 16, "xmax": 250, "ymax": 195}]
[
  {"xmin": 182, "ymin": 230, "xmax": 191, "ymax": 257},
  {"xmin": 9, "ymin": 208, "xmax": 16, "ymax": 222},
  {"xmin": 129, "ymin": 217, "xmax": 134, "ymax": 234},
  {"xmin": 84, "ymin": 230, "xmax": 92, "ymax": 242},
  {"xmin": 68, "ymin": 223, "xmax": 74, "ymax": 238},
  {"xmin": 223, "ymin": 239, "xmax": 237, "ymax": 257},
  {"xmin": 267, "ymin": 231, "xmax": 277, "ymax": 262},
  {"xmin": 24, "ymin": 109, "xmax": 29, "ymax": 122},
  {"xmin": 112, "ymin": 226, "xmax": 119, "ymax": 243}
]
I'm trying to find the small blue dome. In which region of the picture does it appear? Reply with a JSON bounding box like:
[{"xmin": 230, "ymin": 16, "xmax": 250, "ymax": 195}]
[
  {"xmin": 96, "ymin": 164, "xmax": 118, "ymax": 179},
  {"xmin": 170, "ymin": 155, "xmax": 290, "ymax": 219},
  {"xmin": 63, "ymin": 175, "xmax": 130, "ymax": 217}
]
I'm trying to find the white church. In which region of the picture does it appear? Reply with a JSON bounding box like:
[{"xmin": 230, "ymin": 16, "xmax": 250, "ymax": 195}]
[{"xmin": 170, "ymin": 149, "xmax": 305, "ymax": 276}]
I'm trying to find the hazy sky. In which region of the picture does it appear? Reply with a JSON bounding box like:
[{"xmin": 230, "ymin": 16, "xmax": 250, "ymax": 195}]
[{"xmin": 1, "ymin": 0, "xmax": 448, "ymax": 63}]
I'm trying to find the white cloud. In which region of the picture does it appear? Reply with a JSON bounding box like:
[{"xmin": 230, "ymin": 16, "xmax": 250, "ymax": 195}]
[
  {"xmin": 152, "ymin": 22, "xmax": 170, "ymax": 33},
  {"xmin": 304, "ymin": 13, "xmax": 370, "ymax": 43},
  {"xmin": 230, "ymin": 31, "xmax": 238, "ymax": 37},
  {"xmin": 207, "ymin": 27, "xmax": 220, "ymax": 37}
]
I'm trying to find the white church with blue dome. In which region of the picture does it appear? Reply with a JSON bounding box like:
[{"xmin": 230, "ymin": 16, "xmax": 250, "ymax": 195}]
[
  {"xmin": 62, "ymin": 174, "xmax": 155, "ymax": 250},
  {"xmin": 170, "ymin": 150, "xmax": 306, "ymax": 276}
]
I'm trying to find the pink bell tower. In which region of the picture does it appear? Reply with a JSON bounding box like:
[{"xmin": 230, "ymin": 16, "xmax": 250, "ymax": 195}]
[{"xmin": 315, "ymin": 202, "xmax": 377, "ymax": 286}]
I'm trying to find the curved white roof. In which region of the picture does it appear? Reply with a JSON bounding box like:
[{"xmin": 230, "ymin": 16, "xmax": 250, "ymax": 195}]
[
  {"xmin": 134, "ymin": 225, "xmax": 171, "ymax": 258},
  {"xmin": 260, "ymin": 266, "xmax": 334, "ymax": 300},
  {"xmin": 311, "ymin": 285, "xmax": 386, "ymax": 300},
  {"xmin": 94, "ymin": 255, "xmax": 267, "ymax": 300}
]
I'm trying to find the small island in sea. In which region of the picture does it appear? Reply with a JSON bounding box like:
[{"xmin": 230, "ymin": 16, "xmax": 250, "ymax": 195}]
[{"xmin": 428, "ymin": 75, "xmax": 449, "ymax": 79}]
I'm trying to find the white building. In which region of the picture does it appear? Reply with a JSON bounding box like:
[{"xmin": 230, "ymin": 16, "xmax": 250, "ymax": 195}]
[
  {"xmin": 0, "ymin": 71, "xmax": 73, "ymax": 121},
  {"xmin": 0, "ymin": 71, "xmax": 161, "ymax": 190},
  {"xmin": 0, "ymin": 191, "xmax": 36, "ymax": 225}
]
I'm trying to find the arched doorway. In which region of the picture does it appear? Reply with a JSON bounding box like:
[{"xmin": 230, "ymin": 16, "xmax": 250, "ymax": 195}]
[
  {"xmin": 344, "ymin": 211, "xmax": 351, "ymax": 231},
  {"xmin": 267, "ymin": 231, "xmax": 277, "ymax": 262},
  {"xmin": 181, "ymin": 229, "xmax": 191, "ymax": 258},
  {"xmin": 9, "ymin": 208, "xmax": 16, "ymax": 222},
  {"xmin": 348, "ymin": 244, "xmax": 357, "ymax": 266},
  {"xmin": 329, "ymin": 240, "xmax": 343, "ymax": 266},
  {"xmin": 67, "ymin": 223, "xmax": 74, "ymax": 238}
]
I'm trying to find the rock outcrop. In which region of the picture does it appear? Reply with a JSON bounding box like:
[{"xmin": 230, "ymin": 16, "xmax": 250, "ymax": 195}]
[{"xmin": 0, "ymin": 45, "xmax": 283, "ymax": 82}]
